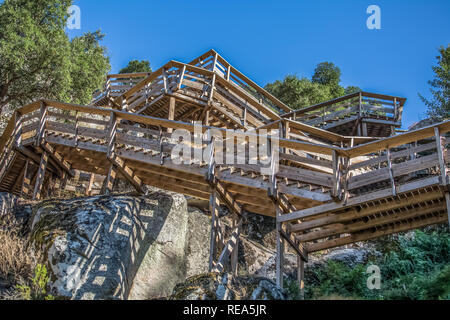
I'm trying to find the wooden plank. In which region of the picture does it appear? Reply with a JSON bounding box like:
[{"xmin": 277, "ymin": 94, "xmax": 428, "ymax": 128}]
[
  {"xmin": 212, "ymin": 217, "xmax": 242, "ymax": 273},
  {"xmin": 108, "ymin": 153, "xmax": 146, "ymax": 194},
  {"xmin": 230, "ymin": 213, "xmax": 241, "ymax": 278},
  {"xmin": 104, "ymin": 163, "xmax": 117, "ymax": 195},
  {"xmin": 33, "ymin": 151, "xmax": 48, "ymax": 200},
  {"xmin": 21, "ymin": 159, "xmax": 32, "ymax": 198},
  {"xmin": 209, "ymin": 191, "xmax": 220, "ymax": 271},
  {"xmin": 276, "ymin": 206, "xmax": 284, "ymax": 289},
  {"xmin": 167, "ymin": 97, "xmax": 176, "ymax": 134},
  {"xmin": 435, "ymin": 127, "xmax": 447, "ymax": 186},
  {"xmin": 296, "ymin": 200, "xmax": 446, "ymax": 242},
  {"xmin": 278, "ymin": 176, "xmax": 441, "ymax": 223},
  {"xmin": 290, "ymin": 189, "xmax": 443, "ymax": 233}
]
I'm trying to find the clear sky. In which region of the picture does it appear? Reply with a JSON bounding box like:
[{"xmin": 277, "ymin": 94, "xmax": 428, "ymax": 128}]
[{"xmin": 67, "ymin": 0, "xmax": 450, "ymax": 129}]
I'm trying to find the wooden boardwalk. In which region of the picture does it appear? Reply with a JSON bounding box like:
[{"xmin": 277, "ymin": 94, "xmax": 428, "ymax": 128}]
[{"xmin": 0, "ymin": 49, "xmax": 449, "ymax": 294}]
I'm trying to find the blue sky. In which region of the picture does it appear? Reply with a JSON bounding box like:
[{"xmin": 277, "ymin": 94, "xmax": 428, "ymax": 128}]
[{"xmin": 67, "ymin": 0, "xmax": 450, "ymax": 129}]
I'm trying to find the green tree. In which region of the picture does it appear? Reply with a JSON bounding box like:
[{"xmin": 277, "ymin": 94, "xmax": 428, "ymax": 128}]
[
  {"xmin": 419, "ymin": 45, "xmax": 450, "ymax": 120},
  {"xmin": 265, "ymin": 62, "xmax": 359, "ymax": 110},
  {"xmin": 312, "ymin": 62, "xmax": 345, "ymax": 98},
  {"xmin": 119, "ymin": 60, "xmax": 152, "ymax": 74},
  {"xmin": 69, "ymin": 31, "xmax": 110, "ymax": 105},
  {"xmin": 0, "ymin": 0, "xmax": 110, "ymax": 113},
  {"xmin": 312, "ymin": 62, "xmax": 341, "ymax": 87},
  {"xmin": 265, "ymin": 75, "xmax": 333, "ymax": 110}
]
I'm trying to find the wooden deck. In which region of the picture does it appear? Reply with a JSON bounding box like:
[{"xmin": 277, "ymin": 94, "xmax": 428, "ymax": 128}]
[{"xmin": 0, "ymin": 49, "xmax": 449, "ymax": 293}]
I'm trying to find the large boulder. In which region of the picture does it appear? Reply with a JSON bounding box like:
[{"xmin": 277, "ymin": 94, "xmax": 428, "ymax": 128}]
[{"xmin": 28, "ymin": 192, "xmax": 192, "ymax": 300}]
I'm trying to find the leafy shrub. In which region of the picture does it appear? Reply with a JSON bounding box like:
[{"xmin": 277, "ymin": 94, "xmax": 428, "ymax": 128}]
[
  {"xmin": 305, "ymin": 229, "xmax": 450, "ymax": 300},
  {"xmin": 16, "ymin": 264, "xmax": 54, "ymax": 300}
]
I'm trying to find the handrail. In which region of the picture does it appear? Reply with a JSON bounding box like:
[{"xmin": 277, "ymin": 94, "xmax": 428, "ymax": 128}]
[
  {"xmin": 2, "ymin": 99, "xmax": 450, "ymax": 161},
  {"xmin": 282, "ymin": 91, "xmax": 407, "ymax": 119},
  {"xmin": 188, "ymin": 49, "xmax": 293, "ymax": 114}
]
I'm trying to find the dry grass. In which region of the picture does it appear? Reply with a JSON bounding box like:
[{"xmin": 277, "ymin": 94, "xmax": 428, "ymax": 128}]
[{"xmin": 0, "ymin": 215, "xmax": 38, "ymax": 284}]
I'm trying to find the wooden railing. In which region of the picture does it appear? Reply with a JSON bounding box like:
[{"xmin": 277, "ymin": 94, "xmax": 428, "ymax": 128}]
[
  {"xmin": 2, "ymin": 99, "xmax": 449, "ymax": 205},
  {"xmin": 282, "ymin": 92, "xmax": 406, "ymax": 131},
  {"xmin": 92, "ymin": 72, "xmax": 151, "ymax": 104}
]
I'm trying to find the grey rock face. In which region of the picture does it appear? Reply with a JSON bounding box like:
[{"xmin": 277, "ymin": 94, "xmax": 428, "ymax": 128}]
[{"xmin": 28, "ymin": 192, "xmax": 190, "ymax": 300}]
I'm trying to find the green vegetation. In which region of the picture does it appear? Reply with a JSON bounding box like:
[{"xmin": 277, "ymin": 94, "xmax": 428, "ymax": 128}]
[
  {"xmin": 302, "ymin": 229, "xmax": 450, "ymax": 300},
  {"xmin": 419, "ymin": 45, "xmax": 450, "ymax": 120},
  {"xmin": 265, "ymin": 62, "xmax": 360, "ymax": 110},
  {"xmin": 16, "ymin": 264, "xmax": 54, "ymax": 300},
  {"xmin": 119, "ymin": 60, "xmax": 152, "ymax": 74},
  {"xmin": 0, "ymin": 0, "xmax": 110, "ymax": 112}
]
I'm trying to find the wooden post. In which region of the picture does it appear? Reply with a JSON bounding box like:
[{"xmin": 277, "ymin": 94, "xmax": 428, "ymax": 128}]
[
  {"xmin": 21, "ymin": 159, "xmax": 31, "ymax": 198},
  {"xmin": 75, "ymin": 111, "xmax": 80, "ymax": 147},
  {"xmin": 297, "ymin": 255, "xmax": 305, "ymax": 300},
  {"xmin": 361, "ymin": 122, "xmax": 368, "ymax": 137},
  {"xmin": 445, "ymin": 193, "xmax": 450, "ymax": 229},
  {"xmin": 86, "ymin": 173, "xmax": 95, "ymax": 196},
  {"xmin": 162, "ymin": 68, "xmax": 169, "ymax": 93},
  {"xmin": 105, "ymin": 163, "xmax": 117, "ymax": 195},
  {"xmin": 107, "ymin": 112, "xmax": 118, "ymax": 159},
  {"xmin": 386, "ymin": 148, "xmax": 396, "ymax": 196},
  {"xmin": 33, "ymin": 152, "xmax": 48, "ymax": 200},
  {"xmin": 209, "ymin": 73, "xmax": 216, "ymax": 104},
  {"xmin": 358, "ymin": 92, "xmax": 363, "ymax": 117},
  {"xmin": 177, "ymin": 65, "xmax": 186, "ymax": 91},
  {"xmin": 167, "ymin": 97, "xmax": 176, "ymax": 134},
  {"xmin": 35, "ymin": 103, "xmax": 47, "ymax": 147},
  {"xmin": 121, "ymin": 96, "xmax": 128, "ymax": 111},
  {"xmin": 230, "ymin": 213, "xmax": 241, "ymax": 278},
  {"xmin": 332, "ymin": 150, "xmax": 341, "ymax": 200},
  {"xmin": 58, "ymin": 172, "xmax": 67, "ymax": 197},
  {"xmin": 434, "ymin": 127, "xmax": 447, "ymax": 186},
  {"xmin": 276, "ymin": 206, "xmax": 284, "ymax": 289},
  {"xmin": 209, "ymin": 191, "xmax": 220, "ymax": 271},
  {"xmin": 211, "ymin": 53, "xmax": 218, "ymax": 73}
]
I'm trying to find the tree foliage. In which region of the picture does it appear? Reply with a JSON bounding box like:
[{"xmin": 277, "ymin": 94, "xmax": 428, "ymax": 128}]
[
  {"xmin": 419, "ymin": 45, "xmax": 450, "ymax": 120},
  {"xmin": 119, "ymin": 60, "xmax": 152, "ymax": 74},
  {"xmin": 265, "ymin": 62, "xmax": 360, "ymax": 110},
  {"xmin": 302, "ymin": 229, "xmax": 450, "ymax": 300},
  {"xmin": 0, "ymin": 0, "xmax": 110, "ymax": 113}
]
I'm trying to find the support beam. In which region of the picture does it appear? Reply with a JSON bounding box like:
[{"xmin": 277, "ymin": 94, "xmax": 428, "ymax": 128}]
[
  {"xmin": 209, "ymin": 190, "xmax": 221, "ymax": 272},
  {"xmin": 35, "ymin": 103, "xmax": 47, "ymax": 147},
  {"xmin": 276, "ymin": 206, "xmax": 285, "ymax": 289},
  {"xmin": 445, "ymin": 193, "xmax": 450, "ymax": 229},
  {"xmin": 386, "ymin": 148, "xmax": 396, "ymax": 196},
  {"xmin": 212, "ymin": 216, "xmax": 242, "ymax": 274},
  {"xmin": 230, "ymin": 213, "xmax": 241, "ymax": 278},
  {"xmin": 167, "ymin": 97, "xmax": 176, "ymax": 134},
  {"xmin": 40, "ymin": 139, "xmax": 73, "ymax": 177},
  {"xmin": 86, "ymin": 173, "xmax": 95, "ymax": 196},
  {"xmin": 108, "ymin": 153, "xmax": 146, "ymax": 194},
  {"xmin": 33, "ymin": 151, "xmax": 48, "ymax": 200},
  {"xmin": 21, "ymin": 159, "xmax": 31, "ymax": 198},
  {"xmin": 435, "ymin": 127, "xmax": 447, "ymax": 186},
  {"xmin": 297, "ymin": 255, "xmax": 305, "ymax": 300}
]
